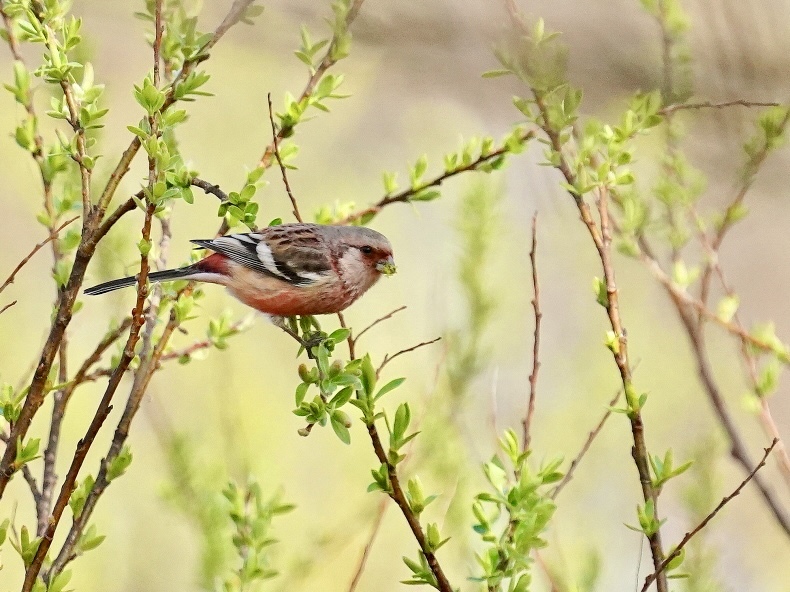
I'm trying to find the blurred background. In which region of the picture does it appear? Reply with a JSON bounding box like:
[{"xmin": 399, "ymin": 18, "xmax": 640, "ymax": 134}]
[{"xmin": 1, "ymin": 0, "xmax": 790, "ymax": 590}]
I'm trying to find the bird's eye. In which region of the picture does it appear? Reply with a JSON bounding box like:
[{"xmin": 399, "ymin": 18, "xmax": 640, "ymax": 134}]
[{"xmin": 360, "ymin": 246, "xmax": 374, "ymax": 255}]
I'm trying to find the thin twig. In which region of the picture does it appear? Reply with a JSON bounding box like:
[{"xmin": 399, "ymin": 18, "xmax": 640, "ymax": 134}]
[
  {"xmin": 659, "ymin": 100, "xmax": 781, "ymax": 116},
  {"xmin": 640, "ymin": 438, "xmax": 779, "ymax": 591},
  {"xmin": 365, "ymin": 422, "xmax": 453, "ymax": 592},
  {"xmin": 268, "ymin": 92, "xmax": 303, "ymax": 223},
  {"xmin": 346, "ymin": 498, "xmax": 388, "ymax": 592},
  {"xmin": 0, "ymin": 217, "xmax": 78, "ymax": 295},
  {"xmin": 522, "ymin": 212, "xmax": 541, "ymax": 451},
  {"xmin": 0, "ymin": 301, "xmax": 16, "ymax": 315},
  {"xmin": 550, "ymin": 388, "xmax": 623, "ymax": 500},
  {"xmin": 353, "ymin": 306, "xmax": 408, "ymax": 346},
  {"xmin": 377, "ymin": 337, "xmax": 442, "ymax": 377}
]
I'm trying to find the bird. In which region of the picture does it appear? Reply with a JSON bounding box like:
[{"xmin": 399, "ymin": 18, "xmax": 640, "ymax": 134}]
[{"xmin": 84, "ymin": 223, "xmax": 396, "ymax": 317}]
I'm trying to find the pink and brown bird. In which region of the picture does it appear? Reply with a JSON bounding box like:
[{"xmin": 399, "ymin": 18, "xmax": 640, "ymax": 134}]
[{"xmin": 84, "ymin": 223, "xmax": 396, "ymax": 317}]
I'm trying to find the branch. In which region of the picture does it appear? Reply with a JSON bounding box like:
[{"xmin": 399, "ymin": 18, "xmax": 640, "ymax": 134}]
[
  {"xmin": 257, "ymin": 0, "xmax": 366, "ymax": 168},
  {"xmin": 659, "ymin": 100, "xmax": 781, "ymax": 116},
  {"xmin": 353, "ymin": 306, "xmax": 407, "ymax": 347},
  {"xmin": 527, "ymin": 82, "xmax": 668, "ymax": 590},
  {"xmin": 0, "ymin": 217, "xmax": 78, "ymax": 296},
  {"xmin": 365, "ymin": 423, "xmax": 453, "ymax": 592},
  {"xmin": 0, "ymin": 0, "xmax": 258, "ymax": 500},
  {"xmin": 550, "ymin": 384, "xmax": 624, "ymax": 500},
  {"xmin": 39, "ymin": 316, "xmax": 134, "ymax": 533},
  {"xmin": 522, "ymin": 212, "xmax": 541, "ymax": 451},
  {"xmin": 268, "ymin": 92, "xmax": 303, "ymax": 222},
  {"xmin": 338, "ymin": 131, "xmax": 534, "ymax": 225},
  {"xmin": 346, "ymin": 498, "xmax": 388, "ymax": 592},
  {"xmin": 22, "ymin": 202, "xmax": 157, "ymax": 591},
  {"xmin": 191, "ymin": 177, "xmax": 229, "ymax": 202},
  {"xmin": 47, "ymin": 306, "xmax": 184, "ymax": 580},
  {"xmin": 377, "ymin": 337, "xmax": 442, "ymax": 377},
  {"xmin": 640, "ymin": 439, "xmax": 779, "ymax": 591},
  {"xmin": 0, "ymin": 301, "xmax": 16, "ymax": 315},
  {"xmin": 637, "ymin": 252, "xmax": 790, "ymax": 362}
]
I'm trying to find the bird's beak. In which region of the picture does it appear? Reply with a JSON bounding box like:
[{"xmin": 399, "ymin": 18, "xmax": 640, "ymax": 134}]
[{"xmin": 376, "ymin": 255, "xmax": 397, "ymax": 276}]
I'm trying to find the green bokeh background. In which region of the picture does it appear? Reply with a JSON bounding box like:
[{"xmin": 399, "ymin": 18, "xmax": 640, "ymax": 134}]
[{"xmin": 1, "ymin": 1, "xmax": 789, "ymax": 590}]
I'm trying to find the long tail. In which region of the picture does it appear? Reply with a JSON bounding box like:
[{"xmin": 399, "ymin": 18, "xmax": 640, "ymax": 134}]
[{"xmin": 84, "ymin": 267, "xmax": 196, "ymax": 295}]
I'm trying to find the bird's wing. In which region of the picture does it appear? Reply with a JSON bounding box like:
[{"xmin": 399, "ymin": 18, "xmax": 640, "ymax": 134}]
[{"xmin": 191, "ymin": 230, "xmax": 332, "ymax": 286}]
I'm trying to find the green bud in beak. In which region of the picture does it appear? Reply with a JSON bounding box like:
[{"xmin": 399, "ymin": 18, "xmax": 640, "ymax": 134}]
[{"xmin": 376, "ymin": 256, "xmax": 397, "ymax": 276}]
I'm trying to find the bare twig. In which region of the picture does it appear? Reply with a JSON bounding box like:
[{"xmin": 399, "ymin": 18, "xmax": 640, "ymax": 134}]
[
  {"xmin": 0, "ymin": 301, "xmax": 16, "ymax": 315},
  {"xmin": 522, "ymin": 212, "xmax": 541, "ymax": 451},
  {"xmin": 353, "ymin": 306, "xmax": 408, "ymax": 346},
  {"xmin": 659, "ymin": 100, "xmax": 781, "ymax": 116},
  {"xmin": 641, "ymin": 439, "xmax": 779, "ymax": 591},
  {"xmin": 346, "ymin": 498, "xmax": 388, "ymax": 592},
  {"xmin": 268, "ymin": 93, "xmax": 303, "ymax": 223},
  {"xmin": 551, "ymin": 386, "xmax": 625, "ymax": 500},
  {"xmin": 377, "ymin": 337, "xmax": 442, "ymax": 377},
  {"xmin": 0, "ymin": 217, "xmax": 78, "ymax": 295}
]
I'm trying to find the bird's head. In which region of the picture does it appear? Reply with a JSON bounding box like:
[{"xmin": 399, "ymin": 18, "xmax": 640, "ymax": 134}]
[{"xmin": 333, "ymin": 226, "xmax": 396, "ymax": 290}]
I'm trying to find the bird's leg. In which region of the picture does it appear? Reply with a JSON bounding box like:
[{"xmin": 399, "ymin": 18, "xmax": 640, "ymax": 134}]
[{"xmin": 271, "ymin": 315, "xmax": 324, "ymax": 357}]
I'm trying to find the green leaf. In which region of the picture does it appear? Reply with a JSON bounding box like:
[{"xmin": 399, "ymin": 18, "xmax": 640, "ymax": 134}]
[{"xmin": 374, "ymin": 377, "xmax": 405, "ymax": 401}]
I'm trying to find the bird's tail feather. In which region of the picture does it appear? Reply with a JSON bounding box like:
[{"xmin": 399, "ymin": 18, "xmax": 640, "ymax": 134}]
[{"xmin": 84, "ymin": 267, "xmax": 196, "ymax": 295}]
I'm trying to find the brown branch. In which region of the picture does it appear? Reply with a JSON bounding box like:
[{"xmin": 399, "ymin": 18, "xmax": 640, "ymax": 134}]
[
  {"xmin": 338, "ymin": 131, "xmax": 535, "ymax": 226},
  {"xmin": 268, "ymin": 92, "xmax": 303, "ymax": 222},
  {"xmin": 353, "ymin": 306, "xmax": 408, "ymax": 346},
  {"xmin": 191, "ymin": 178, "xmax": 229, "ymax": 202},
  {"xmin": 38, "ymin": 316, "xmax": 134, "ymax": 534},
  {"xmin": 528, "ymin": 83, "xmax": 668, "ymax": 590},
  {"xmin": 0, "ymin": 301, "xmax": 16, "ymax": 315},
  {"xmin": 0, "ymin": 0, "xmax": 257, "ymax": 501},
  {"xmin": 632, "ymin": 231, "xmax": 790, "ymax": 535},
  {"xmin": 377, "ymin": 337, "xmax": 442, "ymax": 378},
  {"xmin": 641, "ymin": 438, "xmax": 778, "ymax": 591},
  {"xmin": 22, "ymin": 202, "xmax": 156, "ymax": 591},
  {"xmin": 659, "ymin": 100, "xmax": 781, "ymax": 116},
  {"xmin": 0, "ymin": 217, "xmax": 78, "ymax": 296},
  {"xmin": 637, "ymin": 253, "xmax": 790, "ymax": 361},
  {"xmin": 522, "ymin": 212, "xmax": 541, "ymax": 451},
  {"xmin": 366, "ymin": 422, "xmax": 453, "ymax": 592},
  {"xmin": 47, "ymin": 307, "xmax": 181, "ymax": 581},
  {"xmin": 258, "ymin": 0, "xmax": 366, "ymax": 169}
]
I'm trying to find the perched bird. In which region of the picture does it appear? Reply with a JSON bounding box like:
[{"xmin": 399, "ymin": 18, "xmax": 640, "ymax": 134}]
[{"xmin": 84, "ymin": 223, "xmax": 396, "ymax": 316}]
